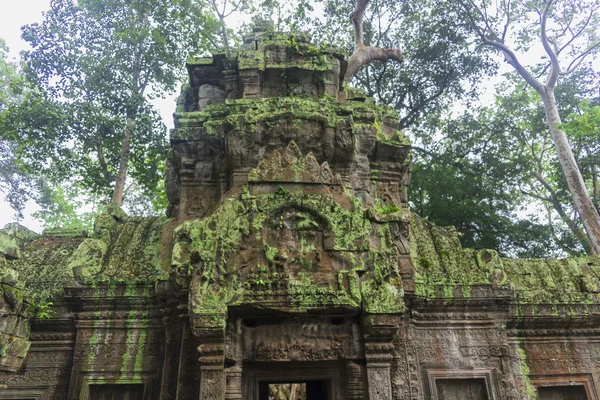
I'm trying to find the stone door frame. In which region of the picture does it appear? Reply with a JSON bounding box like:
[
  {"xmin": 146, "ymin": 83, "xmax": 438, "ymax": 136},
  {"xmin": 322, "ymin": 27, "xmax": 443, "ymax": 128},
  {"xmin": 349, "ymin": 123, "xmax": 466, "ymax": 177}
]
[
  {"xmin": 424, "ymin": 368, "xmax": 499, "ymax": 400},
  {"xmin": 530, "ymin": 374, "xmax": 597, "ymax": 400},
  {"xmin": 71, "ymin": 370, "xmax": 156, "ymax": 400},
  {"xmin": 242, "ymin": 361, "xmax": 344, "ymax": 400},
  {"xmin": 0, "ymin": 386, "xmax": 49, "ymax": 400}
]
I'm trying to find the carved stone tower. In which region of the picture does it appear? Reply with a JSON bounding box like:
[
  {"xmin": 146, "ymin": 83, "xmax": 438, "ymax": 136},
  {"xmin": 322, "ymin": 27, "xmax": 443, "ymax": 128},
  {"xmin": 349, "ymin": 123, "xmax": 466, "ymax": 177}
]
[{"xmin": 165, "ymin": 29, "xmax": 411, "ymax": 400}]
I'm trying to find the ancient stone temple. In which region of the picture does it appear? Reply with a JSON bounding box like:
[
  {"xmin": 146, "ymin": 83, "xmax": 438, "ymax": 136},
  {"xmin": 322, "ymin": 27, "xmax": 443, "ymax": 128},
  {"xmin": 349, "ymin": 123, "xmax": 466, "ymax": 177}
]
[{"xmin": 2, "ymin": 30, "xmax": 600, "ymax": 400}]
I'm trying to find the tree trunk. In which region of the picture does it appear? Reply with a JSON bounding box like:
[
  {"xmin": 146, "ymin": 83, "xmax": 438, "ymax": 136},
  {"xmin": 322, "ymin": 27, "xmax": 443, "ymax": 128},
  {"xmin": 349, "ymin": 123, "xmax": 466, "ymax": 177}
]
[
  {"xmin": 111, "ymin": 116, "xmax": 133, "ymax": 205},
  {"xmin": 533, "ymin": 171, "xmax": 596, "ymax": 255},
  {"xmin": 593, "ymin": 167, "xmax": 598, "ymax": 211},
  {"xmin": 220, "ymin": 21, "xmax": 230, "ymax": 58},
  {"xmin": 549, "ymin": 193, "xmax": 595, "ymax": 256},
  {"xmin": 540, "ymin": 88, "xmax": 600, "ymax": 254}
]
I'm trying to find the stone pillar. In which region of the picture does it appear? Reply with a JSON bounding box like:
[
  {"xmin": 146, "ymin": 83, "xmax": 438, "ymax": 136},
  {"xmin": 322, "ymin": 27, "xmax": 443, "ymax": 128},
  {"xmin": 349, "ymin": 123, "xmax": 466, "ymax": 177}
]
[
  {"xmin": 176, "ymin": 322, "xmax": 199, "ymax": 400},
  {"xmin": 361, "ymin": 314, "xmax": 399, "ymax": 400},
  {"xmin": 159, "ymin": 313, "xmax": 183, "ymax": 400},
  {"xmin": 365, "ymin": 342, "xmax": 394, "ymax": 400},
  {"xmin": 158, "ymin": 280, "xmax": 184, "ymax": 400},
  {"xmin": 345, "ymin": 360, "xmax": 367, "ymax": 400},
  {"xmin": 193, "ymin": 314, "xmax": 227, "ymax": 400},
  {"xmin": 225, "ymin": 365, "xmax": 243, "ymax": 400},
  {"xmin": 197, "ymin": 340, "xmax": 226, "ymax": 400}
]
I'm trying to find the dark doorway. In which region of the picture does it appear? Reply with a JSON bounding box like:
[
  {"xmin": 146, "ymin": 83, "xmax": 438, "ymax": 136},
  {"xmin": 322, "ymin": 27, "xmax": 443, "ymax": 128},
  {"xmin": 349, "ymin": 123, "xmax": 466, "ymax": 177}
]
[
  {"xmin": 537, "ymin": 385, "xmax": 588, "ymax": 400},
  {"xmin": 88, "ymin": 384, "xmax": 144, "ymax": 400},
  {"xmin": 435, "ymin": 378, "xmax": 489, "ymax": 400},
  {"xmin": 259, "ymin": 380, "xmax": 329, "ymax": 400}
]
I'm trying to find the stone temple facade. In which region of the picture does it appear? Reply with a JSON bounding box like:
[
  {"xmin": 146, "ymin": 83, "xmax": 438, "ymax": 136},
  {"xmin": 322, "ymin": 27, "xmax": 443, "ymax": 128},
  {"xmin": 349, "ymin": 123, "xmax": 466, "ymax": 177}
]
[{"xmin": 1, "ymin": 30, "xmax": 600, "ymax": 400}]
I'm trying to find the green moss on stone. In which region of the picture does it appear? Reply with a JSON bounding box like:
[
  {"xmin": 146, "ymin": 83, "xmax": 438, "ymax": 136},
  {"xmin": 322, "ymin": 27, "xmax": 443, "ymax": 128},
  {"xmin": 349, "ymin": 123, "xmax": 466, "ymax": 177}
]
[
  {"xmin": 410, "ymin": 213, "xmax": 600, "ymax": 311},
  {"xmin": 174, "ymin": 189, "xmax": 403, "ymax": 315}
]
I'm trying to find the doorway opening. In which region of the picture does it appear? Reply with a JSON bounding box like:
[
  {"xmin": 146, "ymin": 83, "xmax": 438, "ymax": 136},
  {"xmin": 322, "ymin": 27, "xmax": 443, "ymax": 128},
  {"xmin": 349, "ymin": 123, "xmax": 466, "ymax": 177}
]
[
  {"xmin": 259, "ymin": 380, "xmax": 329, "ymax": 400},
  {"xmin": 88, "ymin": 384, "xmax": 144, "ymax": 400}
]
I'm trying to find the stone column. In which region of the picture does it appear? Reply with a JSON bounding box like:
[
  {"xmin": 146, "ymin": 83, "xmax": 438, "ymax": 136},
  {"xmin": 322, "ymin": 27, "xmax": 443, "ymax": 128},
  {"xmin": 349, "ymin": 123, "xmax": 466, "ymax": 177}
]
[
  {"xmin": 193, "ymin": 314, "xmax": 227, "ymax": 400},
  {"xmin": 361, "ymin": 314, "xmax": 399, "ymax": 400},
  {"xmin": 365, "ymin": 342, "xmax": 394, "ymax": 400},
  {"xmin": 160, "ymin": 313, "xmax": 183, "ymax": 400},
  {"xmin": 345, "ymin": 360, "xmax": 367, "ymax": 400},
  {"xmin": 225, "ymin": 365, "xmax": 243, "ymax": 400},
  {"xmin": 176, "ymin": 322, "xmax": 200, "ymax": 400},
  {"xmin": 197, "ymin": 340, "xmax": 226, "ymax": 400}
]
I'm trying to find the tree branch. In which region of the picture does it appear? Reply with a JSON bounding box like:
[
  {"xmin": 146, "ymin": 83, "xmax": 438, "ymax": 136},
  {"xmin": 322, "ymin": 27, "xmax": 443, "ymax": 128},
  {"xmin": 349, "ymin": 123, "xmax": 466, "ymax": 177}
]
[
  {"xmin": 344, "ymin": 0, "xmax": 403, "ymax": 82},
  {"xmin": 501, "ymin": 0, "xmax": 511, "ymax": 43},
  {"xmin": 534, "ymin": 169, "xmax": 596, "ymax": 255},
  {"xmin": 540, "ymin": 0, "xmax": 560, "ymax": 88},
  {"xmin": 564, "ymin": 41, "xmax": 600, "ymax": 74},
  {"xmin": 520, "ymin": 189, "xmax": 551, "ymax": 203},
  {"xmin": 557, "ymin": 7, "xmax": 596, "ymax": 56},
  {"xmin": 480, "ymin": 35, "xmax": 543, "ymax": 92},
  {"xmin": 95, "ymin": 136, "xmax": 115, "ymax": 183}
]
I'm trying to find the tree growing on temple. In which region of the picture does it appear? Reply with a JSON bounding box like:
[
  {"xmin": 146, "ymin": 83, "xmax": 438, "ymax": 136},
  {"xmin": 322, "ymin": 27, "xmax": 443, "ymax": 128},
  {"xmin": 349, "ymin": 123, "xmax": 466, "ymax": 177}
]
[
  {"xmin": 302, "ymin": 0, "xmax": 494, "ymax": 128},
  {"xmin": 343, "ymin": 0, "xmax": 404, "ymax": 82}
]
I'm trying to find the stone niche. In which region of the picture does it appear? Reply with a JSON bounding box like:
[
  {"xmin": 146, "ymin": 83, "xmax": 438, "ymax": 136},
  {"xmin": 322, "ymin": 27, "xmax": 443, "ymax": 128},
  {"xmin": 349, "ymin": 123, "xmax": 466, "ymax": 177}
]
[{"xmin": 4, "ymin": 28, "xmax": 600, "ymax": 400}]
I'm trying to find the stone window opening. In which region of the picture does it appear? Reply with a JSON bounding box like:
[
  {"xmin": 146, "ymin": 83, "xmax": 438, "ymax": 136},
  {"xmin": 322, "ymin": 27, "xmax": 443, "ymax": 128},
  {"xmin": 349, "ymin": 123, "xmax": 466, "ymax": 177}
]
[
  {"xmin": 435, "ymin": 378, "xmax": 489, "ymax": 400},
  {"xmin": 425, "ymin": 369, "xmax": 497, "ymax": 400},
  {"xmin": 536, "ymin": 385, "xmax": 588, "ymax": 400},
  {"xmin": 88, "ymin": 384, "xmax": 144, "ymax": 400},
  {"xmin": 530, "ymin": 374, "xmax": 597, "ymax": 400}
]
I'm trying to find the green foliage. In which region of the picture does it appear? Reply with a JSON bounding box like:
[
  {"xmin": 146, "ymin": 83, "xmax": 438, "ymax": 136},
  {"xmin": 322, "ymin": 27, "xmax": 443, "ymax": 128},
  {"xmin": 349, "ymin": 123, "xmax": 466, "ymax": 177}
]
[
  {"xmin": 276, "ymin": 185, "xmax": 290, "ymax": 196},
  {"xmin": 31, "ymin": 301, "xmax": 55, "ymax": 319},
  {"xmin": 1, "ymin": 0, "xmax": 221, "ymax": 217},
  {"xmin": 410, "ymin": 68, "xmax": 600, "ymax": 257},
  {"xmin": 0, "ymin": 39, "xmax": 25, "ymax": 110},
  {"xmin": 0, "ymin": 38, "xmax": 45, "ymax": 218},
  {"xmin": 410, "ymin": 107, "xmax": 539, "ymax": 256},
  {"xmin": 301, "ymin": 0, "xmax": 496, "ymax": 128},
  {"xmin": 32, "ymin": 185, "xmax": 96, "ymax": 231},
  {"xmin": 455, "ymin": 0, "xmax": 600, "ymax": 254}
]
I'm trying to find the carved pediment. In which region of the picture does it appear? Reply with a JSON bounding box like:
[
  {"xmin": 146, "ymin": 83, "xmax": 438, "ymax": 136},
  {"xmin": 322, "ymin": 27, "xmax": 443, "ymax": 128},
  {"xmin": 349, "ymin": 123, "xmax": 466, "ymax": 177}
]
[
  {"xmin": 249, "ymin": 141, "xmax": 341, "ymax": 185},
  {"xmin": 172, "ymin": 191, "xmax": 405, "ymax": 321}
]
